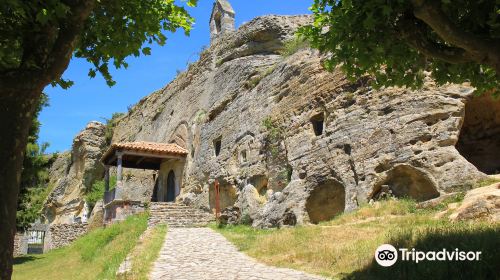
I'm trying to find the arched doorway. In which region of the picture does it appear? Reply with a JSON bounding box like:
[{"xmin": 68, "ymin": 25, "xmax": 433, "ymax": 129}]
[{"xmin": 166, "ymin": 170, "xmax": 176, "ymax": 202}]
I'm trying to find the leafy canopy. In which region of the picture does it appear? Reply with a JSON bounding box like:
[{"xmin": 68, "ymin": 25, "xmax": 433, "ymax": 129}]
[
  {"xmin": 300, "ymin": 0, "xmax": 499, "ymax": 94},
  {"xmin": 0, "ymin": 0, "xmax": 197, "ymax": 87}
]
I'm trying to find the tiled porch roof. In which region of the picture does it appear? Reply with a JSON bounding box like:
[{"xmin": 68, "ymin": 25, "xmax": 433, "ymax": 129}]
[
  {"xmin": 101, "ymin": 141, "xmax": 188, "ymax": 168},
  {"xmin": 110, "ymin": 141, "xmax": 187, "ymax": 155}
]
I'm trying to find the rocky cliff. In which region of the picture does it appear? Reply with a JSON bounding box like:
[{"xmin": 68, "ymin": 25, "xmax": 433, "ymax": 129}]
[
  {"xmin": 43, "ymin": 14, "xmax": 498, "ymax": 227},
  {"xmin": 42, "ymin": 122, "xmax": 106, "ymax": 224}
]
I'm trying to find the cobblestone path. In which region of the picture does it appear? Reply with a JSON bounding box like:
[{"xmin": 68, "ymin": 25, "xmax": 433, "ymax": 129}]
[{"xmin": 149, "ymin": 227, "xmax": 326, "ymax": 280}]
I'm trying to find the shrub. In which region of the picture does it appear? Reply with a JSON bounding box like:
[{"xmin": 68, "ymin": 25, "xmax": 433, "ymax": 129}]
[
  {"xmin": 85, "ymin": 176, "xmax": 116, "ymax": 210},
  {"xmin": 279, "ymin": 36, "xmax": 310, "ymax": 57},
  {"xmin": 103, "ymin": 112, "xmax": 125, "ymax": 145}
]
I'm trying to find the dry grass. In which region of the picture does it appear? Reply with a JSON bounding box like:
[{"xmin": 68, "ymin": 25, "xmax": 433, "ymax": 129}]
[{"xmin": 214, "ymin": 199, "xmax": 500, "ymax": 279}]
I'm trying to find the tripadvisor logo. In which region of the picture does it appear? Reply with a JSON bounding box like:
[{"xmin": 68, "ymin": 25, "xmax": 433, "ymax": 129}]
[
  {"xmin": 374, "ymin": 244, "xmax": 482, "ymax": 267},
  {"xmin": 375, "ymin": 244, "xmax": 398, "ymax": 267}
]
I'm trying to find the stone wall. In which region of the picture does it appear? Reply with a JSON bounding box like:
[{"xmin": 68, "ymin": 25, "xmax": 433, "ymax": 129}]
[
  {"xmin": 13, "ymin": 232, "xmax": 26, "ymax": 256},
  {"xmin": 45, "ymin": 223, "xmax": 88, "ymax": 251},
  {"xmin": 104, "ymin": 201, "xmax": 145, "ymax": 224}
]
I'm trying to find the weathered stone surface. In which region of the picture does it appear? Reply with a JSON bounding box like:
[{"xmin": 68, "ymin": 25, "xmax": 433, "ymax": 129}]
[
  {"xmin": 108, "ymin": 15, "xmax": 488, "ymax": 227},
  {"xmin": 449, "ymin": 182, "xmax": 500, "ymax": 222},
  {"xmin": 87, "ymin": 199, "xmax": 104, "ymax": 230},
  {"xmin": 43, "ymin": 122, "xmax": 107, "ymax": 224},
  {"xmin": 219, "ymin": 206, "xmax": 241, "ymax": 225},
  {"xmin": 46, "ymin": 14, "xmax": 494, "ymax": 227}
]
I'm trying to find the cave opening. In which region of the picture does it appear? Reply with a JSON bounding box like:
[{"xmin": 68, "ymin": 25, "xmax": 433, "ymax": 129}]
[
  {"xmin": 311, "ymin": 113, "xmax": 325, "ymax": 136},
  {"xmin": 209, "ymin": 181, "xmax": 237, "ymax": 212},
  {"xmin": 306, "ymin": 180, "xmax": 345, "ymax": 224},
  {"xmin": 372, "ymin": 165, "xmax": 439, "ymax": 202},
  {"xmin": 213, "ymin": 137, "xmax": 222, "ymax": 157},
  {"xmin": 456, "ymin": 94, "xmax": 500, "ymax": 175}
]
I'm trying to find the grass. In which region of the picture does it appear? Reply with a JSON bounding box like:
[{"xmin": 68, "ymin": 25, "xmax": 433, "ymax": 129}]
[
  {"xmin": 119, "ymin": 225, "xmax": 167, "ymax": 280},
  {"xmin": 279, "ymin": 36, "xmax": 310, "ymax": 57},
  {"xmin": 475, "ymin": 176, "xmax": 500, "ymax": 188},
  {"xmin": 13, "ymin": 213, "xmax": 149, "ymax": 280},
  {"xmin": 213, "ymin": 199, "xmax": 500, "ymax": 279}
]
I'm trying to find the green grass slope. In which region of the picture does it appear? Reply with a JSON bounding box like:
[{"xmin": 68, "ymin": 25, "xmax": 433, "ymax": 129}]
[{"xmin": 13, "ymin": 213, "xmax": 148, "ymax": 280}]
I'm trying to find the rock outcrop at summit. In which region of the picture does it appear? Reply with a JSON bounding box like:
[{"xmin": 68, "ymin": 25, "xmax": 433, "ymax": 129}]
[
  {"xmin": 44, "ymin": 14, "xmax": 496, "ymax": 227},
  {"xmin": 42, "ymin": 122, "xmax": 107, "ymax": 224}
]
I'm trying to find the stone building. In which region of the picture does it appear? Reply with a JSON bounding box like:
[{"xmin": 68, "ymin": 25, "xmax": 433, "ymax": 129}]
[{"xmin": 210, "ymin": 0, "xmax": 235, "ymax": 41}]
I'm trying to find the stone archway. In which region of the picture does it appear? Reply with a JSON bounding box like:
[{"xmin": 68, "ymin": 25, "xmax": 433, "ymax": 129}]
[
  {"xmin": 306, "ymin": 180, "xmax": 345, "ymax": 224},
  {"xmin": 456, "ymin": 94, "xmax": 500, "ymax": 175}
]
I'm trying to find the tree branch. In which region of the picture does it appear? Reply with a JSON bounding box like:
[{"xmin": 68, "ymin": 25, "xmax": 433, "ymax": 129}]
[
  {"xmin": 40, "ymin": 0, "xmax": 95, "ymax": 86},
  {"xmin": 397, "ymin": 15, "xmax": 473, "ymax": 64},
  {"xmin": 0, "ymin": 0, "xmax": 95, "ymax": 92},
  {"xmin": 411, "ymin": 0, "xmax": 500, "ymax": 72}
]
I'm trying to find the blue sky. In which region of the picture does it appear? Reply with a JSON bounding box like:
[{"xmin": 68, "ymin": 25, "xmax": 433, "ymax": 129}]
[{"xmin": 39, "ymin": 1, "xmax": 313, "ymax": 153}]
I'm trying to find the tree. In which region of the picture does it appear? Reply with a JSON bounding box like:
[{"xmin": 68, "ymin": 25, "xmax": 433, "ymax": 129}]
[
  {"xmin": 300, "ymin": 0, "xmax": 499, "ymax": 94},
  {"xmin": 16, "ymin": 93, "xmax": 56, "ymax": 230},
  {"xmin": 0, "ymin": 0, "xmax": 197, "ymax": 278}
]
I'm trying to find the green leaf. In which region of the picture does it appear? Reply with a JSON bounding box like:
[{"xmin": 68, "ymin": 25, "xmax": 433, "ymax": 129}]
[{"xmin": 142, "ymin": 47, "xmax": 152, "ymax": 55}]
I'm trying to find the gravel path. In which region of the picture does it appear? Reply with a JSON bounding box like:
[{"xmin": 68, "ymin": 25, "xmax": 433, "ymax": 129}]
[{"xmin": 149, "ymin": 227, "xmax": 326, "ymax": 280}]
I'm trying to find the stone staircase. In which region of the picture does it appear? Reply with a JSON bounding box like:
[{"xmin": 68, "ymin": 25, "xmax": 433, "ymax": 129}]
[{"xmin": 148, "ymin": 202, "xmax": 215, "ymax": 228}]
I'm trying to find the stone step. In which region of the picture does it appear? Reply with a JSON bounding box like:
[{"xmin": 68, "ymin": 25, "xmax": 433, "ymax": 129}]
[
  {"xmin": 150, "ymin": 214, "xmax": 211, "ymax": 218},
  {"xmin": 150, "ymin": 210, "xmax": 209, "ymax": 215},
  {"xmin": 148, "ymin": 203, "xmax": 214, "ymax": 228}
]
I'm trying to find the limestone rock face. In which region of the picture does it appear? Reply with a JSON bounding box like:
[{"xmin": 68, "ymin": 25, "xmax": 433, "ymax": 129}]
[
  {"xmin": 450, "ymin": 183, "xmax": 500, "ymax": 222},
  {"xmin": 47, "ymin": 15, "xmax": 494, "ymax": 227},
  {"xmin": 107, "ymin": 15, "xmax": 491, "ymax": 227},
  {"xmin": 43, "ymin": 122, "xmax": 107, "ymax": 224}
]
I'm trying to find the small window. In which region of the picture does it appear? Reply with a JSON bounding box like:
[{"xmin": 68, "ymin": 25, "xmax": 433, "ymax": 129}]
[
  {"xmin": 311, "ymin": 113, "xmax": 325, "ymax": 136},
  {"xmin": 240, "ymin": 150, "xmax": 247, "ymax": 163},
  {"xmin": 214, "ymin": 12, "xmax": 222, "ymax": 34},
  {"xmin": 213, "ymin": 137, "xmax": 222, "ymax": 156}
]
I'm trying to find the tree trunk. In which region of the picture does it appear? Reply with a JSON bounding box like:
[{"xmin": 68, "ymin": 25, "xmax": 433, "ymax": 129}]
[{"xmin": 0, "ymin": 87, "xmax": 41, "ymax": 280}]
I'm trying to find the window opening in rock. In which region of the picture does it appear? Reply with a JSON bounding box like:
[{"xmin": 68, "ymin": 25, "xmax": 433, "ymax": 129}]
[
  {"xmin": 311, "ymin": 113, "xmax": 325, "ymax": 136},
  {"xmin": 240, "ymin": 150, "xmax": 247, "ymax": 163},
  {"xmin": 214, "ymin": 137, "xmax": 222, "ymax": 157},
  {"xmin": 214, "ymin": 12, "xmax": 222, "ymax": 34}
]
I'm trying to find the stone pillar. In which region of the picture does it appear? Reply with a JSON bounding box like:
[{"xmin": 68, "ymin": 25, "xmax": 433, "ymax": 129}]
[
  {"xmin": 115, "ymin": 152, "xmax": 124, "ymax": 200},
  {"xmin": 104, "ymin": 165, "xmax": 110, "ymax": 192},
  {"xmin": 117, "ymin": 153, "xmax": 123, "ymax": 184}
]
